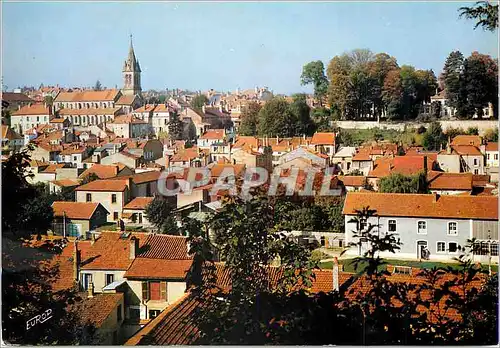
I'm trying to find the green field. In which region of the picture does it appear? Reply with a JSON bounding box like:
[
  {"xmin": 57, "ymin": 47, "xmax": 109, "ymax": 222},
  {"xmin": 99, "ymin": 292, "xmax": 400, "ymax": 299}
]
[{"xmin": 320, "ymin": 258, "xmax": 498, "ymax": 273}]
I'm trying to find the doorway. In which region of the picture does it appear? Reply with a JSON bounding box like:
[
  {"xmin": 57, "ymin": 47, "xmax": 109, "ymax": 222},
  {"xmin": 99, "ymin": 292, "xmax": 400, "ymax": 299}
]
[{"xmin": 417, "ymin": 240, "xmax": 428, "ymax": 260}]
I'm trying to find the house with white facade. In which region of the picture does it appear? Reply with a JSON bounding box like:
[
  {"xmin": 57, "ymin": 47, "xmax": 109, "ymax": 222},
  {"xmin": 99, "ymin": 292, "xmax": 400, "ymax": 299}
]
[
  {"xmin": 343, "ymin": 192, "xmax": 498, "ymax": 263},
  {"xmin": 11, "ymin": 103, "xmax": 53, "ymax": 134}
]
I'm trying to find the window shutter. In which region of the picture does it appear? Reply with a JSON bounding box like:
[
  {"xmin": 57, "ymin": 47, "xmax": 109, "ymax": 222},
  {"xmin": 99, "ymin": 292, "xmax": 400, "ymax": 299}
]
[
  {"xmin": 160, "ymin": 281, "xmax": 167, "ymax": 301},
  {"xmin": 142, "ymin": 281, "xmax": 149, "ymax": 301}
]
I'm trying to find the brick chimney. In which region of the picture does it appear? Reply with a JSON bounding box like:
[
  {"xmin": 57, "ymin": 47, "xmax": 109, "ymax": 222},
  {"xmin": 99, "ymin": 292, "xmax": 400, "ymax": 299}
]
[
  {"xmin": 333, "ymin": 257, "xmax": 339, "ymax": 292},
  {"xmin": 130, "ymin": 236, "xmax": 139, "ymax": 259},
  {"xmin": 88, "ymin": 282, "xmax": 94, "ymax": 298}
]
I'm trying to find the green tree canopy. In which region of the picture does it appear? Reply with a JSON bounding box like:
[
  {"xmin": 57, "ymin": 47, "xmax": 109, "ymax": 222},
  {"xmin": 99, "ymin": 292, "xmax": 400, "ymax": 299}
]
[
  {"xmin": 167, "ymin": 112, "xmax": 184, "ymax": 140},
  {"xmin": 144, "ymin": 197, "xmax": 178, "ymax": 234},
  {"xmin": 300, "ymin": 60, "xmax": 329, "ymax": 103},
  {"xmin": 191, "ymin": 95, "xmax": 209, "ymax": 110},
  {"xmin": 422, "ymin": 121, "xmax": 446, "ymax": 151},
  {"xmin": 379, "ymin": 172, "xmax": 429, "ymax": 194},
  {"xmin": 239, "ymin": 101, "xmax": 261, "ymax": 136},
  {"xmin": 94, "ymin": 80, "xmax": 102, "ymax": 91},
  {"xmin": 459, "ymin": 1, "xmax": 499, "ymax": 31}
]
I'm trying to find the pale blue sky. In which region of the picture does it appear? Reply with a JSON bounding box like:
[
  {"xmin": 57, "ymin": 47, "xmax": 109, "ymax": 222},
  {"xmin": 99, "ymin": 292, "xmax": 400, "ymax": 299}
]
[{"xmin": 2, "ymin": 1, "xmax": 498, "ymax": 94}]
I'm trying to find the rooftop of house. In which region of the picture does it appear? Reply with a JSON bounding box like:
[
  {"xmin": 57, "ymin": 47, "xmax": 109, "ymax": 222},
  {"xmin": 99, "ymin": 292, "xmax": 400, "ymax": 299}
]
[
  {"xmin": 50, "ymin": 179, "xmax": 81, "ymax": 188},
  {"xmin": 133, "ymin": 104, "xmax": 157, "ymax": 113},
  {"xmin": 52, "ymin": 201, "xmax": 108, "ymax": 220},
  {"xmin": 368, "ymin": 155, "xmax": 434, "ymax": 178},
  {"xmin": 338, "ymin": 175, "xmax": 365, "ymax": 187},
  {"xmin": 115, "ymin": 94, "xmax": 136, "ymax": 105},
  {"xmin": 108, "ymin": 170, "xmax": 161, "ymax": 184},
  {"xmin": 199, "ymin": 129, "xmax": 225, "ymax": 140},
  {"xmin": 451, "ymin": 135, "xmax": 482, "ymax": 147},
  {"xmin": 1, "ymin": 125, "xmax": 23, "ymax": 140},
  {"xmin": 12, "ymin": 104, "xmax": 51, "ymax": 116},
  {"xmin": 54, "ymin": 89, "xmax": 120, "ymax": 102},
  {"xmin": 343, "ymin": 192, "xmax": 498, "ymax": 220},
  {"xmin": 485, "ymin": 142, "xmax": 498, "ymax": 152},
  {"xmin": 75, "ymin": 178, "xmax": 129, "ymax": 192},
  {"xmin": 311, "ymin": 132, "xmax": 336, "ymax": 145},
  {"xmin": 427, "ymin": 171, "xmax": 473, "ymax": 191},
  {"xmin": 79, "ymin": 164, "xmax": 127, "ymax": 180},
  {"xmin": 76, "ymin": 292, "xmax": 124, "ymax": 328},
  {"xmin": 123, "ymin": 197, "xmax": 154, "ymax": 210},
  {"xmin": 1, "ymin": 92, "xmax": 33, "ymax": 102}
]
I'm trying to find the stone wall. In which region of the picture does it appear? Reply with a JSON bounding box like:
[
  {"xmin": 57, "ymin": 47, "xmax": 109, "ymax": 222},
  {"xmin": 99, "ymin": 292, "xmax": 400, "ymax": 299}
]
[{"xmin": 336, "ymin": 120, "xmax": 498, "ymax": 135}]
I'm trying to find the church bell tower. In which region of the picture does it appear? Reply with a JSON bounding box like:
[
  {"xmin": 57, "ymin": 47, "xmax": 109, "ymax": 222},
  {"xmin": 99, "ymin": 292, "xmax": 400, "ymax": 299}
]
[{"xmin": 122, "ymin": 35, "xmax": 142, "ymax": 96}]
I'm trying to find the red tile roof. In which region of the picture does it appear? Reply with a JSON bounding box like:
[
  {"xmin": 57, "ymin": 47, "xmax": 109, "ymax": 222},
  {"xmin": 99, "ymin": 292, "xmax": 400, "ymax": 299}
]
[
  {"xmin": 136, "ymin": 234, "xmax": 191, "ymax": 259},
  {"xmin": 451, "ymin": 135, "xmax": 482, "ymax": 147},
  {"xmin": 55, "ymin": 89, "xmax": 120, "ymax": 102},
  {"xmin": 52, "ymin": 201, "xmax": 107, "ymax": 220},
  {"xmin": 41, "ymin": 163, "xmax": 67, "ymax": 173},
  {"xmin": 124, "ymin": 259, "xmax": 192, "ymax": 279},
  {"xmin": 200, "ymin": 129, "xmax": 224, "ymax": 140},
  {"xmin": 116, "ymin": 94, "xmax": 136, "ymax": 105},
  {"xmin": 75, "ymin": 179, "xmax": 128, "ymax": 192},
  {"xmin": 109, "ymin": 114, "xmax": 147, "ymax": 124},
  {"xmin": 77, "ymin": 293, "xmax": 124, "ymax": 328},
  {"xmin": 134, "ymin": 104, "xmax": 157, "ymax": 113},
  {"xmin": 123, "ymin": 197, "xmax": 154, "ymax": 210},
  {"xmin": 485, "ymin": 142, "xmax": 498, "ymax": 152},
  {"xmin": 311, "ymin": 132, "xmax": 335, "ymax": 145},
  {"xmin": 1, "ymin": 92, "xmax": 33, "ymax": 102},
  {"xmin": 12, "ymin": 104, "xmax": 51, "ymax": 116},
  {"xmin": 343, "ymin": 192, "xmax": 498, "ymax": 220},
  {"xmin": 427, "ymin": 171, "xmax": 473, "ymax": 191},
  {"xmin": 50, "ymin": 179, "xmax": 81, "ymax": 187},
  {"xmin": 210, "ymin": 163, "xmax": 246, "ymax": 178},
  {"xmin": 338, "ymin": 175, "xmax": 365, "ymax": 187},
  {"xmin": 109, "ymin": 170, "xmax": 161, "ymax": 184},
  {"xmin": 79, "ymin": 164, "xmax": 122, "ymax": 179},
  {"xmin": 450, "ymin": 145, "xmax": 483, "ymax": 156},
  {"xmin": 368, "ymin": 156, "xmax": 434, "ymax": 178}
]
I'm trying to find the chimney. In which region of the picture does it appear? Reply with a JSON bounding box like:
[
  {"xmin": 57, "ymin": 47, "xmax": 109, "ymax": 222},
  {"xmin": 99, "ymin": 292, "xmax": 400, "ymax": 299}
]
[
  {"xmin": 88, "ymin": 282, "xmax": 94, "ymax": 298},
  {"xmin": 91, "ymin": 233, "xmax": 96, "ymax": 245},
  {"xmin": 333, "ymin": 257, "xmax": 339, "ymax": 292},
  {"xmin": 432, "ymin": 192, "xmax": 439, "ymax": 203},
  {"xmin": 130, "ymin": 236, "xmax": 139, "ymax": 259},
  {"xmin": 73, "ymin": 241, "xmax": 80, "ymax": 283}
]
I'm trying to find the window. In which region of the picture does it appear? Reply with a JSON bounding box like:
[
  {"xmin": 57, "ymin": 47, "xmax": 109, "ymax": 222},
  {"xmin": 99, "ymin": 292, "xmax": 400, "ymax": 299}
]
[
  {"xmin": 82, "ymin": 273, "xmax": 92, "ymax": 290},
  {"xmin": 473, "ymin": 158, "xmax": 478, "ymax": 166},
  {"xmin": 487, "ymin": 154, "xmax": 491, "ymax": 160},
  {"xmin": 129, "ymin": 307, "xmax": 140, "ymax": 320},
  {"xmin": 417, "ymin": 221, "xmax": 427, "ymax": 234},
  {"xmin": 357, "ymin": 220, "xmax": 367, "ymax": 231},
  {"xmin": 495, "ymin": 154, "xmax": 499, "ymax": 160},
  {"xmin": 437, "ymin": 242, "xmax": 446, "ymax": 253},
  {"xmin": 142, "ymin": 281, "xmax": 167, "ymax": 301},
  {"xmin": 448, "ymin": 222, "xmax": 458, "ymax": 235},
  {"xmin": 448, "ymin": 242, "xmax": 458, "ymax": 253},
  {"xmin": 111, "ymin": 194, "xmax": 117, "ymax": 203},
  {"xmin": 105, "ymin": 274, "xmax": 114, "ymax": 286},
  {"xmin": 474, "ymin": 169, "xmax": 479, "ymax": 175},
  {"xmin": 73, "ymin": 156, "xmax": 77, "ymax": 161},
  {"xmin": 117, "ymin": 304, "xmax": 122, "ymax": 321},
  {"xmin": 149, "ymin": 310, "xmax": 161, "ymax": 319},
  {"xmin": 320, "ymin": 236, "xmax": 326, "ymax": 247},
  {"xmin": 86, "ymin": 193, "xmax": 92, "ymax": 202},
  {"xmin": 388, "ymin": 220, "xmax": 397, "ymax": 232},
  {"xmin": 392, "ymin": 266, "xmax": 412, "ymax": 275},
  {"xmin": 473, "ymin": 241, "xmax": 499, "ymax": 256},
  {"xmin": 113, "ymin": 212, "xmax": 119, "ymax": 220}
]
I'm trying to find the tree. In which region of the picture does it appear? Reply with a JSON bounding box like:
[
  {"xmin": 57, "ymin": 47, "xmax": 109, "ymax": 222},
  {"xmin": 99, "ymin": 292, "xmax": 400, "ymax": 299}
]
[
  {"xmin": 94, "ymin": 80, "xmax": 102, "ymax": 91},
  {"xmin": 460, "ymin": 52, "xmax": 498, "ymax": 119},
  {"xmin": 300, "ymin": 61, "xmax": 329, "ymax": 104},
  {"xmin": 80, "ymin": 172, "xmax": 99, "ymax": 185},
  {"xmin": 289, "ymin": 94, "xmax": 314, "ymax": 136},
  {"xmin": 44, "ymin": 95, "xmax": 54, "ymax": 106},
  {"xmin": 459, "ymin": 1, "xmax": 499, "ymax": 31},
  {"xmin": 191, "ymin": 95, "xmax": 209, "ymax": 110},
  {"xmin": 257, "ymin": 97, "xmax": 295, "ymax": 137},
  {"xmin": 422, "ymin": 121, "xmax": 446, "ymax": 151},
  {"xmin": 167, "ymin": 112, "xmax": 183, "ymax": 140},
  {"xmin": 239, "ymin": 102, "xmax": 261, "ymax": 136},
  {"xmin": 483, "ymin": 127, "xmax": 498, "ymax": 142},
  {"xmin": 144, "ymin": 197, "xmax": 178, "ymax": 234},
  {"xmin": 441, "ymin": 51, "xmax": 465, "ymax": 113},
  {"xmin": 379, "ymin": 172, "xmax": 429, "ymax": 194},
  {"xmin": 311, "ymin": 107, "xmax": 333, "ymax": 131},
  {"xmin": 382, "ymin": 69, "xmax": 403, "ymax": 121}
]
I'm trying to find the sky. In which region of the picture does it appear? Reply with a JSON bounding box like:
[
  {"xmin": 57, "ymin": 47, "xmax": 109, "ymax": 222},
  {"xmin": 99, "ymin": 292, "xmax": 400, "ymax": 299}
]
[{"xmin": 2, "ymin": 1, "xmax": 498, "ymax": 95}]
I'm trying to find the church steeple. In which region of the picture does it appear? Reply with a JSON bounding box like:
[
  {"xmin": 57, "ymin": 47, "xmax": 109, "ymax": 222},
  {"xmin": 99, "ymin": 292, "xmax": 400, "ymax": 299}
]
[{"xmin": 122, "ymin": 34, "xmax": 142, "ymax": 96}]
